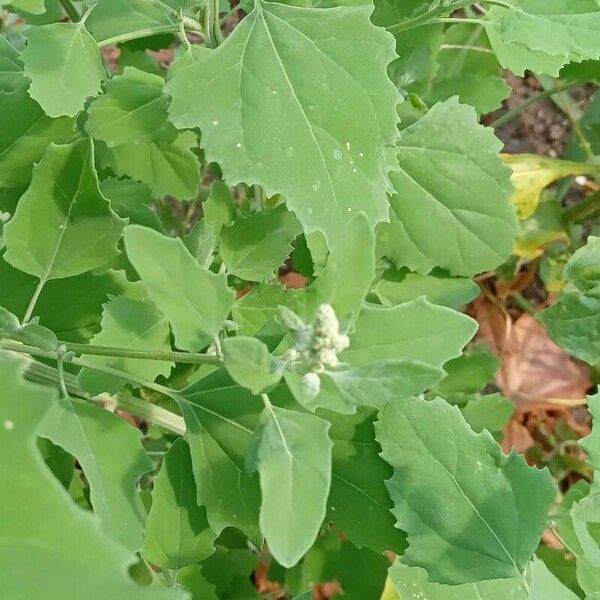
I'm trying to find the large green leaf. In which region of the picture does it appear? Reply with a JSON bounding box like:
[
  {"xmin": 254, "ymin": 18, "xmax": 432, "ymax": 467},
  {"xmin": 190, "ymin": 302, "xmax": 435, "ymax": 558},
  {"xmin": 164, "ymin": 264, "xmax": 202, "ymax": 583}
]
[
  {"xmin": 220, "ymin": 205, "xmax": 301, "ymax": 282},
  {"xmin": 97, "ymin": 132, "xmax": 200, "ymax": 201},
  {"xmin": 0, "ymin": 86, "xmax": 73, "ymax": 188},
  {"xmin": 248, "ymin": 404, "xmax": 332, "ymax": 567},
  {"xmin": 376, "ymin": 395, "xmax": 555, "ymax": 584},
  {"xmin": 0, "ymin": 353, "xmax": 186, "ymax": 600},
  {"xmin": 77, "ymin": 295, "xmax": 173, "ymax": 395},
  {"xmin": 86, "ymin": 67, "xmax": 176, "ymax": 147},
  {"xmin": 324, "ymin": 407, "xmax": 407, "ymax": 554},
  {"xmin": 3, "ymin": 139, "xmax": 126, "ymax": 282},
  {"xmin": 124, "ymin": 225, "xmax": 234, "ymax": 352},
  {"xmin": 175, "ymin": 370, "xmax": 263, "ymax": 543},
  {"xmin": 143, "ymin": 438, "xmax": 217, "ymax": 570},
  {"xmin": 383, "ymin": 98, "xmax": 516, "ymax": 277},
  {"xmin": 500, "ymin": 1, "xmax": 600, "ymax": 63},
  {"xmin": 40, "ymin": 396, "xmax": 151, "ymax": 554},
  {"xmin": 388, "ymin": 561, "xmax": 526, "ymax": 600},
  {"xmin": 22, "ymin": 21, "xmax": 105, "ymax": 117},
  {"xmin": 166, "ymin": 1, "xmax": 400, "ymax": 247}
]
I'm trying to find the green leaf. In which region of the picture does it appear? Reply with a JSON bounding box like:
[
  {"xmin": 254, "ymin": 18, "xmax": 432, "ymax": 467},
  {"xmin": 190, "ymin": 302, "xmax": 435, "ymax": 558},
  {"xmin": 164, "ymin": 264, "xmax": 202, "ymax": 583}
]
[
  {"xmin": 563, "ymin": 236, "xmax": 600, "ymax": 293},
  {"xmin": 86, "ymin": 67, "xmax": 176, "ymax": 147},
  {"xmin": 337, "ymin": 542, "xmax": 389, "ymax": 600},
  {"xmin": 97, "ymin": 132, "xmax": 200, "ymax": 201},
  {"xmin": 325, "ymin": 407, "xmax": 407, "ymax": 554},
  {"xmin": 306, "ymin": 212, "xmax": 375, "ymax": 322},
  {"xmin": 500, "ymin": 1, "xmax": 600, "ymax": 63},
  {"xmin": 232, "ymin": 282, "xmax": 307, "ymax": 336},
  {"xmin": 248, "ymin": 404, "xmax": 332, "ymax": 567},
  {"xmin": 388, "ymin": 561, "xmax": 526, "ymax": 600},
  {"xmin": 77, "ymin": 295, "xmax": 173, "ymax": 395},
  {"xmin": 435, "ymin": 344, "xmax": 500, "ymax": 395},
  {"xmin": 175, "ymin": 371, "xmax": 262, "ymax": 543},
  {"xmin": 166, "ymin": 1, "xmax": 401, "ymax": 247},
  {"xmin": 460, "ymin": 393, "xmax": 514, "ymax": 436},
  {"xmin": 537, "ymin": 293, "xmax": 600, "ymax": 365},
  {"xmin": 580, "ymin": 392, "xmax": 600, "ymax": 471},
  {"xmin": 40, "ymin": 395, "xmax": 152, "ymax": 554},
  {"xmin": 372, "ymin": 267, "xmax": 480, "ymax": 309},
  {"xmin": 22, "ymin": 21, "xmax": 105, "ymax": 117},
  {"xmin": 220, "ymin": 205, "xmax": 301, "ymax": 282},
  {"xmin": 342, "ymin": 299, "xmax": 477, "ymax": 370},
  {"xmin": 99, "ymin": 176, "xmax": 164, "ymax": 231},
  {"xmin": 1, "ymin": 0, "xmax": 45, "ymax": 15},
  {"xmin": 383, "ymin": 98, "xmax": 517, "ymax": 277},
  {"xmin": 184, "ymin": 219, "xmax": 217, "ymax": 268},
  {"xmin": 0, "ymin": 305, "xmax": 57, "ymax": 350},
  {"xmin": 0, "ymin": 259, "xmax": 142, "ymax": 343},
  {"xmin": 176, "ymin": 564, "xmax": 218, "ymax": 600},
  {"xmin": 0, "ymin": 86, "xmax": 73, "ymax": 187},
  {"xmin": 294, "ymin": 359, "xmax": 442, "ymax": 414},
  {"xmin": 124, "ymin": 225, "xmax": 234, "ymax": 352},
  {"xmin": 3, "ymin": 139, "xmax": 126, "ymax": 281},
  {"xmin": 0, "ymin": 35, "xmax": 25, "ymax": 92},
  {"xmin": 376, "ymin": 395, "xmax": 555, "ymax": 584},
  {"xmin": 222, "ymin": 336, "xmax": 283, "ymax": 394},
  {"xmin": 0, "ymin": 354, "xmax": 185, "ymax": 599},
  {"xmin": 203, "ymin": 180, "xmax": 235, "ymax": 236},
  {"xmin": 86, "ymin": 0, "xmax": 177, "ymax": 44},
  {"xmin": 529, "ymin": 556, "xmax": 581, "ymax": 600},
  {"xmin": 143, "ymin": 438, "xmax": 217, "ymax": 570}
]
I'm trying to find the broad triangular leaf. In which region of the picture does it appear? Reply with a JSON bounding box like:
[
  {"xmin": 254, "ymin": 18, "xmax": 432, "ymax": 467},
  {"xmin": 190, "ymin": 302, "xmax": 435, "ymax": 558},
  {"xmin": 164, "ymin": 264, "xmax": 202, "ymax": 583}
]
[
  {"xmin": 143, "ymin": 438, "xmax": 217, "ymax": 570},
  {"xmin": 86, "ymin": 67, "xmax": 176, "ymax": 147},
  {"xmin": 124, "ymin": 225, "xmax": 234, "ymax": 352},
  {"xmin": 22, "ymin": 21, "xmax": 105, "ymax": 117},
  {"xmin": 77, "ymin": 295, "xmax": 173, "ymax": 395},
  {"xmin": 383, "ymin": 98, "xmax": 516, "ymax": 277},
  {"xmin": 0, "ymin": 353, "xmax": 186, "ymax": 600},
  {"xmin": 0, "ymin": 86, "xmax": 73, "ymax": 188},
  {"xmin": 376, "ymin": 395, "xmax": 555, "ymax": 584},
  {"xmin": 248, "ymin": 404, "xmax": 332, "ymax": 567},
  {"xmin": 166, "ymin": 1, "xmax": 400, "ymax": 247},
  {"xmin": 3, "ymin": 139, "xmax": 126, "ymax": 281}
]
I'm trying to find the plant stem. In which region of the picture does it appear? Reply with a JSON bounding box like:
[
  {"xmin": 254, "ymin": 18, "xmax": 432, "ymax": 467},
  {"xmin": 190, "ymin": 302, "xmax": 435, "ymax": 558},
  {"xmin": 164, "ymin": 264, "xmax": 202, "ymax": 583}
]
[
  {"xmin": 98, "ymin": 24, "xmax": 201, "ymax": 48},
  {"xmin": 4, "ymin": 340, "xmax": 187, "ymax": 435},
  {"xmin": 510, "ymin": 292, "xmax": 537, "ymax": 316},
  {"xmin": 489, "ymin": 81, "xmax": 580, "ymax": 129},
  {"xmin": 62, "ymin": 341, "xmax": 223, "ymax": 366},
  {"xmin": 204, "ymin": 0, "xmax": 224, "ymax": 48},
  {"xmin": 563, "ymin": 190, "xmax": 600, "ymax": 225},
  {"xmin": 58, "ymin": 0, "xmax": 80, "ymax": 21},
  {"xmin": 22, "ymin": 277, "xmax": 47, "ymax": 324}
]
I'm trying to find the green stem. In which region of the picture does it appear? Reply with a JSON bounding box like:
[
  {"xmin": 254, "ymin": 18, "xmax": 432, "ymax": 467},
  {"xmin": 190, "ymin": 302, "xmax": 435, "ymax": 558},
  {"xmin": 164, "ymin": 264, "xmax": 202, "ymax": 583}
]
[
  {"xmin": 62, "ymin": 341, "xmax": 223, "ymax": 366},
  {"xmin": 58, "ymin": 0, "xmax": 80, "ymax": 21},
  {"xmin": 510, "ymin": 292, "xmax": 537, "ymax": 316},
  {"xmin": 489, "ymin": 80, "xmax": 580, "ymax": 129},
  {"xmin": 4, "ymin": 341, "xmax": 187, "ymax": 435},
  {"xmin": 563, "ymin": 191, "xmax": 600, "ymax": 225},
  {"xmin": 204, "ymin": 0, "xmax": 224, "ymax": 48},
  {"xmin": 386, "ymin": 0, "xmax": 473, "ymax": 33},
  {"xmin": 22, "ymin": 276, "xmax": 47, "ymax": 324},
  {"xmin": 98, "ymin": 24, "xmax": 201, "ymax": 48},
  {"xmin": 137, "ymin": 0, "xmax": 203, "ymax": 32}
]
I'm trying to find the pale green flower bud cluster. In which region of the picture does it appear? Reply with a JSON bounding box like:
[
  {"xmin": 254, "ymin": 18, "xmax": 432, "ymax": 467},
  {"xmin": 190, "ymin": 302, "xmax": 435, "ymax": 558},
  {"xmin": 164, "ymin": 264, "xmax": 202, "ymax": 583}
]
[{"xmin": 279, "ymin": 304, "xmax": 349, "ymax": 374}]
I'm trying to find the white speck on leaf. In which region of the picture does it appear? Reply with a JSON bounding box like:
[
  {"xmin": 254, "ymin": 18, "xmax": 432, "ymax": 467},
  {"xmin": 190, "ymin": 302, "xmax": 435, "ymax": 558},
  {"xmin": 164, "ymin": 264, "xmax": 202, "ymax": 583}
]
[
  {"xmin": 333, "ymin": 149, "xmax": 342, "ymax": 160},
  {"xmin": 4, "ymin": 420, "xmax": 14, "ymax": 431}
]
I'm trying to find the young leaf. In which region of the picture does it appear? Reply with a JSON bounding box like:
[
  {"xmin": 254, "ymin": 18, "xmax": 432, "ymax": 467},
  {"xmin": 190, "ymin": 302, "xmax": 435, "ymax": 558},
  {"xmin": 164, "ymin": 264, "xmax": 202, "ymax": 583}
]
[
  {"xmin": 306, "ymin": 212, "xmax": 375, "ymax": 323},
  {"xmin": 40, "ymin": 396, "xmax": 153, "ymax": 554},
  {"xmin": 0, "ymin": 306, "xmax": 57, "ymax": 350},
  {"xmin": 222, "ymin": 336, "xmax": 282, "ymax": 394},
  {"xmin": 376, "ymin": 396, "xmax": 555, "ymax": 584},
  {"xmin": 77, "ymin": 296, "xmax": 173, "ymax": 395},
  {"xmin": 0, "ymin": 354, "xmax": 185, "ymax": 600},
  {"xmin": 0, "ymin": 86, "xmax": 73, "ymax": 187},
  {"xmin": 85, "ymin": 67, "xmax": 176, "ymax": 147},
  {"xmin": 175, "ymin": 370, "xmax": 263, "ymax": 543},
  {"xmin": 143, "ymin": 438, "xmax": 217, "ymax": 570},
  {"xmin": 203, "ymin": 180, "xmax": 235, "ymax": 236},
  {"xmin": 220, "ymin": 205, "xmax": 301, "ymax": 282},
  {"xmin": 248, "ymin": 404, "xmax": 332, "ymax": 567},
  {"xmin": 22, "ymin": 21, "xmax": 105, "ymax": 117},
  {"xmin": 166, "ymin": 1, "xmax": 401, "ymax": 247},
  {"xmin": 124, "ymin": 225, "xmax": 234, "ymax": 352},
  {"xmin": 3, "ymin": 139, "xmax": 126, "ymax": 281},
  {"xmin": 384, "ymin": 98, "xmax": 517, "ymax": 277},
  {"xmin": 97, "ymin": 132, "xmax": 200, "ymax": 201}
]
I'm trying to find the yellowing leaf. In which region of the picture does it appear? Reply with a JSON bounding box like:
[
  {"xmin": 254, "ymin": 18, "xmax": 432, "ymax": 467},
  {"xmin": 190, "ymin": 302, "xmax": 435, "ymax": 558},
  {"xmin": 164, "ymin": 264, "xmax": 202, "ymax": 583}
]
[{"xmin": 502, "ymin": 153, "xmax": 600, "ymax": 220}]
